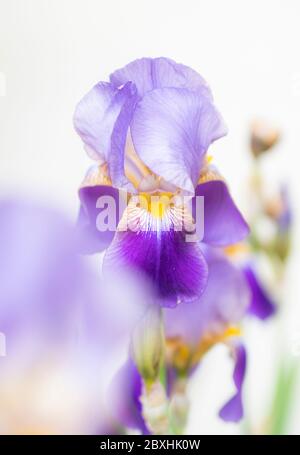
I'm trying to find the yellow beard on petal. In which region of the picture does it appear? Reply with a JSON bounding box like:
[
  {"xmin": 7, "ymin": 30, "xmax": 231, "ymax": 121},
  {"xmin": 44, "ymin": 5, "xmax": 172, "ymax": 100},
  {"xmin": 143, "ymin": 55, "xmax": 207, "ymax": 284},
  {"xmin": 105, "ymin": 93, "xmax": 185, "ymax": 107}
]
[
  {"xmin": 138, "ymin": 192, "xmax": 174, "ymax": 219},
  {"xmin": 117, "ymin": 191, "xmax": 195, "ymax": 236}
]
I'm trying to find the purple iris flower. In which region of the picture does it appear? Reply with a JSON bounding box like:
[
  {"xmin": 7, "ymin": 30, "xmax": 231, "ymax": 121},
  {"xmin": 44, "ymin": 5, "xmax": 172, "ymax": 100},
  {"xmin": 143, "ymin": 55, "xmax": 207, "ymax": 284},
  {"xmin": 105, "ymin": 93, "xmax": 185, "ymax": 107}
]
[
  {"xmin": 164, "ymin": 247, "xmax": 249, "ymax": 423},
  {"xmin": 74, "ymin": 57, "xmax": 249, "ymax": 306},
  {"xmin": 109, "ymin": 247, "xmax": 250, "ymax": 429}
]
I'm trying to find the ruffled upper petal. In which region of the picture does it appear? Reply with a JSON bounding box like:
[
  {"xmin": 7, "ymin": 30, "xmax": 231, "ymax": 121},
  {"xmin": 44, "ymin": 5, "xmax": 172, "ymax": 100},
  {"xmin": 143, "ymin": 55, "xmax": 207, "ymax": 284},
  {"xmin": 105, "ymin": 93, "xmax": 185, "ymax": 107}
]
[
  {"xmin": 109, "ymin": 92, "xmax": 138, "ymax": 190},
  {"xmin": 219, "ymin": 344, "xmax": 247, "ymax": 422},
  {"xmin": 194, "ymin": 180, "xmax": 249, "ymax": 246},
  {"xmin": 131, "ymin": 88, "xmax": 227, "ymax": 194},
  {"xmin": 73, "ymin": 81, "xmax": 134, "ymax": 162},
  {"xmin": 110, "ymin": 57, "xmax": 213, "ymax": 99}
]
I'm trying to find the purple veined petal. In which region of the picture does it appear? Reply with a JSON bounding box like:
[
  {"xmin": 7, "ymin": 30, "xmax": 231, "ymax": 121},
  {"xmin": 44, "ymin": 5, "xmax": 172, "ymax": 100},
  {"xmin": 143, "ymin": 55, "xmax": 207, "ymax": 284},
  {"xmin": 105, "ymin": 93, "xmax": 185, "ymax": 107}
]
[
  {"xmin": 103, "ymin": 200, "xmax": 208, "ymax": 307},
  {"xmin": 164, "ymin": 247, "xmax": 249, "ymax": 346},
  {"xmin": 110, "ymin": 57, "xmax": 213, "ymax": 99},
  {"xmin": 219, "ymin": 344, "xmax": 247, "ymax": 423},
  {"xmin": 108, "ymin": 358, "xmax": 149, "ymax": 434},
  {"xmin": 193, "ymin": 180, "xmax": 249, "ymax": 246},
  {"xmin": 73, "ymin": 81, "xmax": 135, "ymax": 162},
  {"xmin": 131, "ymin": 88, "xmax": 227, "ymax": 194},
  {"xmin": 243, "ymin": 265, "xmax": 276, "ymax": 320},
  {"xmin": 104, "ymin": 229, "xmax": 208, "ymax": 308},
  {"xmin": 77, "ymin": 184, "xmax": 127, "ymax": 254}
]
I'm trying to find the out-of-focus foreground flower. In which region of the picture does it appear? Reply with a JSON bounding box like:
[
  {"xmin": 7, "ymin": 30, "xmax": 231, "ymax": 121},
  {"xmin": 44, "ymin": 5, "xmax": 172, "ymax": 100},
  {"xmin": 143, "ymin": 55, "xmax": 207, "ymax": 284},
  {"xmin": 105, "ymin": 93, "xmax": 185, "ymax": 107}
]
[{"xmin": 0, "ymin": 199, "xmax": 146, "ymax": 434}]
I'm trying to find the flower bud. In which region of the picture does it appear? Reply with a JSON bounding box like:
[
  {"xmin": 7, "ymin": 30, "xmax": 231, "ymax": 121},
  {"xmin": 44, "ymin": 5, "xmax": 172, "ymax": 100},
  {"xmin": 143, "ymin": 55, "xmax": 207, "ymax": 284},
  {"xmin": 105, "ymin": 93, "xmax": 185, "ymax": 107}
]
[
  {"xmin": 131, "ymin": 305, "xmax": 164, "ymax": 385},
  {"xmin": 250, "ymin": 120, "xmax": 280, "ymax": 158}
]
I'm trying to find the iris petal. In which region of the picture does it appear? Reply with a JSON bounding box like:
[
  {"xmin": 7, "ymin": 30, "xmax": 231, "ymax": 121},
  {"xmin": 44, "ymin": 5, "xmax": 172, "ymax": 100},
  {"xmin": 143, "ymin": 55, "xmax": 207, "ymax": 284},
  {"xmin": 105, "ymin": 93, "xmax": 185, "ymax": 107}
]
[
  {"xmin": 164, "ymin": 248, "xmax": 249, "ymax": 346},
  {"xmin": 131, "ymin": 88, "xmax": 227, "ymax": 194},
  {"xmin": 103, "ymin": 200, "xmax": 208, "ymax": 307},
  {"xmin": 109, "ymin": 93, "xmax": 138, "ymax": 190},
  {"xmin": 74, "ymin": 81, "xmax": 134, "ymax": 162},
  {"xmin": 110, "ymin": 57, "xmax": 213, "ymax": 99},
  {"xmin": 194, "ymin": 180, "xmax": 249, "ymax": 246},
  {"xmin": 244, "ymin": 265, "xmax": 276, "ymax": 320},
  {"xmin": 109, "ymin": 358, "xmax": 148, "ymax": 434},
  {"xmin": 78, "ymin": 185, "xmax": 126, "ymax": 253},
  {"xmin": 219, "ymin": 344, "xmax": 247, "ymax": 422}
]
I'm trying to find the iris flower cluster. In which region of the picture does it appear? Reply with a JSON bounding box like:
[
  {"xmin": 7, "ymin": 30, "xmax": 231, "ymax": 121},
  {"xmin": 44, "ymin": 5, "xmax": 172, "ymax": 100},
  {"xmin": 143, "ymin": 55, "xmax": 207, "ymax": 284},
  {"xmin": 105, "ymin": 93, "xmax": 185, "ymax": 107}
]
[
  {"xmin": 3, "ymin": 57, "xmax": 280, "ymax": 435},
  {"xmin": 74, "ymin": 57, "xmax": 251, "ymax": 433}
]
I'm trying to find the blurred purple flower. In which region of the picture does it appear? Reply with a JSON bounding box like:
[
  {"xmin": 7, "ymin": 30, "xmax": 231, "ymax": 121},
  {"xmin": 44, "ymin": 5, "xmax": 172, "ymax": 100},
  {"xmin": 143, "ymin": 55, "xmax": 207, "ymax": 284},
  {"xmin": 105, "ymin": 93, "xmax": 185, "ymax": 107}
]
[
  {"xmin": 164, "ymin": 247, "xmax": 250, "ymax": 422},
  {"xmin": 243, "ymin": 265, "xmax": 276, "ymax": 320},
  {"xmin": 110, "ymin": 248, "xmax": 250, "ymax": 429},
  {"xmin": 109, "ymin": 358, "xmax": 149, "ymax": 434},
  {"xmin": 0, "ymin": 199, "xmax": 144, "ymax": 434}
]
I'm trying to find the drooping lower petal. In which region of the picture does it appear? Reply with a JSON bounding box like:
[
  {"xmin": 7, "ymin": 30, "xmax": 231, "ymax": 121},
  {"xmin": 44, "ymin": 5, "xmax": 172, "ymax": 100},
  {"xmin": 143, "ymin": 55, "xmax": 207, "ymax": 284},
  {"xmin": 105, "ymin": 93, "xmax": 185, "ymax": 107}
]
[
  {"xmin": 164, "ymin": 247, "xmax": 249, "ymax": 347},
  {"xmin": 219, "ymin": 344, "xmax": 247, "ymax": 422},
  {"xmin": 78, "ymin": 184, "xmax": 126, "ymax": 253},
  {"xmin": 243, "ymin": 265, "xmax": 276, "ymax": 320},
  {"xmin": 104, "ymin": 230, "xmax": 208, "ymax": 308},
  {"xmin": 194, "ymin": 180, "xmax": 249, "ymax": 246},
  {"xmin": 103, "ymin": 196, "xmax": 208, "ymax": 306}
]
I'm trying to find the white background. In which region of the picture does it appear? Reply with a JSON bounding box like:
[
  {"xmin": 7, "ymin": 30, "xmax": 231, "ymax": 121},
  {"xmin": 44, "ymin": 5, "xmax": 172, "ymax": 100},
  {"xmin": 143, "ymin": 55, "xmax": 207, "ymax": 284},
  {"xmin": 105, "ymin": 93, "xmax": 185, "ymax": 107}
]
[{"xmin": 0, "ymin": 0, "xmax": 300, "ymax": 434}]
